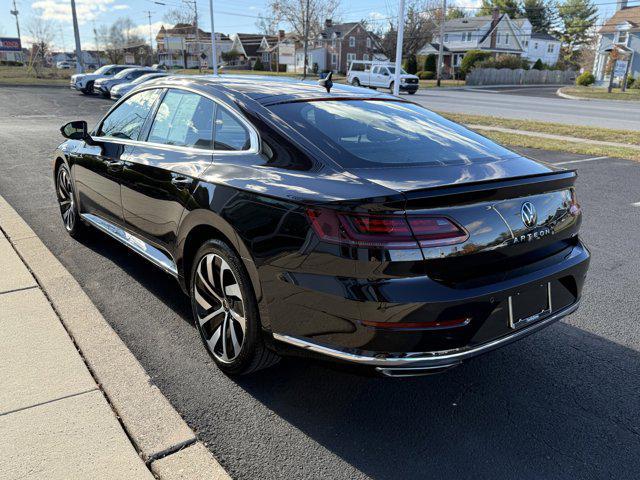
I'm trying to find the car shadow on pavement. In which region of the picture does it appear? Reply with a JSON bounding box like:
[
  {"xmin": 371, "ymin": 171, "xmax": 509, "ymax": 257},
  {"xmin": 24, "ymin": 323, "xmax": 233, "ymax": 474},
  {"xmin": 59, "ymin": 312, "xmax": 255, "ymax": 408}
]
[{"xmin": 235, "ymin": 322, "xmax": 640, "ymax": 480}]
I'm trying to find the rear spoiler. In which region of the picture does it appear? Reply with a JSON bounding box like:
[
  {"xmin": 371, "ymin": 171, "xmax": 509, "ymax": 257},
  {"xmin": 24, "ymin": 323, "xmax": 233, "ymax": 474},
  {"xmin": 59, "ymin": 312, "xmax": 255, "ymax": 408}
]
[{"xmin": 402, "ymin": 170, "xmax": 577, "ymax": 209}]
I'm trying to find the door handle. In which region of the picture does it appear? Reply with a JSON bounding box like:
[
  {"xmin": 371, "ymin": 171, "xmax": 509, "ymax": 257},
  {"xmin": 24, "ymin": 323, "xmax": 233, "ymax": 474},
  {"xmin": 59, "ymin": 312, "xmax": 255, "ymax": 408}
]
[
  {"xmin": 171, "ymin": 176, "xmax": 192, "ymax": 188},
  {"xmin": 105, "ymin": 159, "xmax": 124, "ymax": 170}
]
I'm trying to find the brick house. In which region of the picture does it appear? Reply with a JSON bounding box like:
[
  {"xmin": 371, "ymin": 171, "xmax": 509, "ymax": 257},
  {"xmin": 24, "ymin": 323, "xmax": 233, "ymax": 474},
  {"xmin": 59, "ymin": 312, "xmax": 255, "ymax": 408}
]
[
  {"xmin": 313, "ymin": 20, "xmax": 384, "ymax": 73},
  {"xmin": 156, "ymin": 23, "xmax": 232, "ymax": 68}
]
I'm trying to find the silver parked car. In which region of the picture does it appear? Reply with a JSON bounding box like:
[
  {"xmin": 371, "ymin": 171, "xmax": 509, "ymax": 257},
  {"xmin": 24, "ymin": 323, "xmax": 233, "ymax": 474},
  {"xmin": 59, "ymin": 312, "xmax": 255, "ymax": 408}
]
[
  {"xmin": 110, "ymin": 72, "xmax": 169, "ymax": 100},
  {"xmin": 70, "ymin": 64, "xmax": 139, "ymax": 94},
  {"xmin": 94, "ymin": 67, "xmax": 156, "ymax": 98}
]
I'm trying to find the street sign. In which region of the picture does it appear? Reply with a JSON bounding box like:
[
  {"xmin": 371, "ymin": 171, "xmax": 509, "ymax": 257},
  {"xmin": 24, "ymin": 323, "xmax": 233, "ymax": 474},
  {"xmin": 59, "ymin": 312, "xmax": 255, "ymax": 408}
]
[
  {"xmin": 614, "ymin": 60, "xmax": 628, "ymax": 78},
  {"xmin": 0, "ymin": 37, "xmax": 21, "ymax": 51},
  {"xmin": 200, "ymin": 52, "xmax": 207, "ymax": 60}
]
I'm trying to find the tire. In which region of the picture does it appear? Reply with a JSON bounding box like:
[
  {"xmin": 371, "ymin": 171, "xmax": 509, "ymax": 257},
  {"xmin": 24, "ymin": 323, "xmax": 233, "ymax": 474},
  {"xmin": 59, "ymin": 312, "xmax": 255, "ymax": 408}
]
[
  {"xmin": 190, "ymin": 239, "xmax": 279, "ymax": 375},
  {"xmin": 351, "ymin": 78, "xmax": 361, "ymax": 87},
  {"xmin": 81, "ymin": 81, "xmax": 94, "ymax": 95},
  {"xmin": 408, "ymin": 90, "xmax": 416, "ymax": 95},
  {"xmin": 389, "ymin": 81, "xmax": 394, "ymax": 93},
  {"xmin": 55, "ymin": 163, "xmax": 85, "ymax": 238}
]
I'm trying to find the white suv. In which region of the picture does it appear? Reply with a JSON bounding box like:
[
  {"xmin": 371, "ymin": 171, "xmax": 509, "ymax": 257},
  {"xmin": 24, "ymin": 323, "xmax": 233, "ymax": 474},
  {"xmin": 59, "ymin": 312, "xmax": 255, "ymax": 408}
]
[
  {"xmin": 70, "ymin": 64, "xmax": 139, "ymax": 95},
  {"xmin": 347, "ymin": 61, "xmax": 419, "ymax": 94}
]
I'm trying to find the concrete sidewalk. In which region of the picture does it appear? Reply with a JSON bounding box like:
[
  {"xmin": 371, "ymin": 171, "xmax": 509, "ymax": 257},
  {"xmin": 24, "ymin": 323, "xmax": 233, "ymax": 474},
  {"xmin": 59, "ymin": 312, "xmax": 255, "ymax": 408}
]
[
  {"xmin": 0, "ymin": 195, "xmax": 231, "ymax": 479},
  {"xmin": 0, "ymin": 230, "xmax": 154, "ymax": 479}
]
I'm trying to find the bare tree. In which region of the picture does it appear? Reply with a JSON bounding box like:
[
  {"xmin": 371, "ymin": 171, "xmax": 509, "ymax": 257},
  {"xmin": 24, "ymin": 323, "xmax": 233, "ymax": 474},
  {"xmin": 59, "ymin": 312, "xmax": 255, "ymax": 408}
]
[
  {"xmin": 268, "ymin": 0, "xmax": 341, "ymax": 38},
  {"xmin": 378, "ymin": 0, "xmax": 438, "ymax": 61},
  {"xmin": 104, "ymin": 17, "xmax": 147, "ymax": 64},
  {"xmin": 27, "ymin": 17, "xmax": 55, "ymax": 72},
  {"xmin": 255, "ymin": 13, "xmax": 281, "ymax": 36},
  {"xmin": 163, "ymin": 8, "xmax": 195, "ymax": 26}
]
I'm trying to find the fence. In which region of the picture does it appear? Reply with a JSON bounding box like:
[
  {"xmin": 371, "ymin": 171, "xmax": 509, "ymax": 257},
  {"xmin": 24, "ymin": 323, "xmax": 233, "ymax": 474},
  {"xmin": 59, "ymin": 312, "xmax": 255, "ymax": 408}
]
[{"xmin": 465, "ymin": 68, "xmax": 576, "ymax": 86}]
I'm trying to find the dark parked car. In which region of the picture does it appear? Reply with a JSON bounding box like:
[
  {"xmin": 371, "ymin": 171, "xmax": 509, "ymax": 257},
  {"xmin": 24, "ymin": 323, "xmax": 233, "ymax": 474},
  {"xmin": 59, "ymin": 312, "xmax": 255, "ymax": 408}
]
[{"xmin": 54, "ymin": 76, "xmax": 589, "ymax": 376}]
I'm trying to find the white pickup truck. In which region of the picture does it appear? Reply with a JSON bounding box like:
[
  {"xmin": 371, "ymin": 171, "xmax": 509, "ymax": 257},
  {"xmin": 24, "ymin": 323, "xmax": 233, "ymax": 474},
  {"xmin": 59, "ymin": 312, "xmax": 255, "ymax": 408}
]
[{"xmin": 347, "ymin": 61, "xmax": 419, "ymax": 94}]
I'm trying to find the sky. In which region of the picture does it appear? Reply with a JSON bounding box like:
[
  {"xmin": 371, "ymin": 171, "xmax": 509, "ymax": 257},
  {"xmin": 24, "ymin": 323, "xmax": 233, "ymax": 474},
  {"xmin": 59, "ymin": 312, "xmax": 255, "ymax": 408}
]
[{"xmin": 0, "ymin": 0, "xmax": 635, "ymax": 52}]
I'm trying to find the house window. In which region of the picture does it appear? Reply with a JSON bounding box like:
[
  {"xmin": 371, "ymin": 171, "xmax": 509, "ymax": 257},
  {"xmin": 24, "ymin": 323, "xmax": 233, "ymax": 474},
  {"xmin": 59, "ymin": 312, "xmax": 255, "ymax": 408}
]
[
  {"xmin": 444, "ymin": 34, "xmax": 449, "ymax": 42},
  {"xmin": 464, "ymin": 32, "xmax": 472, "ymax": 42},
  {"xmin": 363, "ymin": 54, "xmax": 369, "ymax": 61},
  {"xmin": 524, "ymin": 40, "xmax": 529, "ymax": 47},
  {"xmin": 496, "ymin": 33, "xmax": 501, "ymax": 44},
  {"xmin": 346, "ymin": 53, "xmax": 356, "ymax": 64},
  {"xmin": 503, "ymin": 33, "xmax": 509, "ymax": 44},
  {"xmin": 616, "ymin": 30, "xmax": 629, "ymax": 44},
  {"xmin": 534, "ymin": 42, "xmax": 539, "ymax": 49},
  {"xmin": 366, "ymin": 37, "xmax": 371, "ymax": 48},
  {"xmin": 349, "ymin": 36, "xmax": 355, "ymax": 47},
  {"xmin": 547, "ymin": 43, "xmax": 554, "ymax": 53},
  {"xmin": 332, "ymin": 38, "xmax": 336, "ymax": 48},
  {"xmin": 331, "ymin": 53, "xmax": 337, "ymax": 65}
]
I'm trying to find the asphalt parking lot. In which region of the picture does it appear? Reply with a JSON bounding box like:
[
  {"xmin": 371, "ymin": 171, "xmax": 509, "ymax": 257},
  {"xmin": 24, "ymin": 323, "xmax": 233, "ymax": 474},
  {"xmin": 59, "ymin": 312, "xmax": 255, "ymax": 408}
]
[{"xmin": 1, "ymin": 86, "xmax": 639, "ymax": 480}]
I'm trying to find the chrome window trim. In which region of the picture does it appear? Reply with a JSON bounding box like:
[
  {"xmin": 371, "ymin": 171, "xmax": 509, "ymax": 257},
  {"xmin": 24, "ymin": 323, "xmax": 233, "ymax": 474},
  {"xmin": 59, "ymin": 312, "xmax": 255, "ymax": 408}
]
[{"xmin": 94, "ymin": 83, "xmax": 260, "ymax": 155}]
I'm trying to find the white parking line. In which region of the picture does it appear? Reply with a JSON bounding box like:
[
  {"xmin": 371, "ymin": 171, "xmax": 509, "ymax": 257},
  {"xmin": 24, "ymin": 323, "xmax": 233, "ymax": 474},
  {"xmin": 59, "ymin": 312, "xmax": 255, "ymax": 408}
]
[{"xmin": 555, "ymin": 156, "xmax": 609, "ymax": 165}]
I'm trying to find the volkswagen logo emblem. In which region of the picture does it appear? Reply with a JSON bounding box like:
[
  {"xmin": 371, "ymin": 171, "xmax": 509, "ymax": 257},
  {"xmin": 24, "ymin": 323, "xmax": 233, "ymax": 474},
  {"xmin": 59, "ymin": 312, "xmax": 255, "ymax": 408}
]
[{"xmin": 521, "ymin": 202, "xmax": 537, "ymax": 228}]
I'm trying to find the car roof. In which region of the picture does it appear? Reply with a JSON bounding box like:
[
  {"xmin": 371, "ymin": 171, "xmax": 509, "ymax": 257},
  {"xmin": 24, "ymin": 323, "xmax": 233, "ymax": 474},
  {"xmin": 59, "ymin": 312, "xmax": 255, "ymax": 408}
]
[{"xmin": 143, "ymin": 74, "xmax": 400, "ymax": 105}]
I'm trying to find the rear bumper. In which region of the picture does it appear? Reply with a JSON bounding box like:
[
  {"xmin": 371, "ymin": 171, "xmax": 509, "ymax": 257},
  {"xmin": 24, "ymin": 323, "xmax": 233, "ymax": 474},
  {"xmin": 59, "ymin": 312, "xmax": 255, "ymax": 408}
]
[
  {"xmin": 275, "ymin": 300, "xmax": 579, "ymax": 375},
  {"xmin": 269, "ymin": 240, "xmax": 589, "ymax": 373}
]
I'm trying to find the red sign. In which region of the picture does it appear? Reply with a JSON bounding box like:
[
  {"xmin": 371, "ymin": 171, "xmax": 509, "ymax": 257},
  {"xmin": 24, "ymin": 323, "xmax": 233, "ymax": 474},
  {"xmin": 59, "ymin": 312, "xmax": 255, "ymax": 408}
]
[{"xmin": 0, "ymin": 38, "xmax": 21, "ymax": 52}]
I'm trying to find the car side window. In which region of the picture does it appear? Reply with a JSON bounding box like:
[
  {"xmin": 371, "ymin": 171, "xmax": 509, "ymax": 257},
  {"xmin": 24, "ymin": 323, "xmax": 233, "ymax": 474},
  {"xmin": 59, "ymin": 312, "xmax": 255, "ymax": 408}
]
[
  {"xmin": 147, "ymin": 89, "xmax": 215, "ymax": 149},
  {"xmin": 214, "ymin": 107, "xmax": 250, "ymax": 151},
  {"xmin": 371, "ymin": 67, "xmax": 379, "ymax": 74},
  {"xmin": 98, "ymin": 88, "xmax": 161, "ymax": 140}
]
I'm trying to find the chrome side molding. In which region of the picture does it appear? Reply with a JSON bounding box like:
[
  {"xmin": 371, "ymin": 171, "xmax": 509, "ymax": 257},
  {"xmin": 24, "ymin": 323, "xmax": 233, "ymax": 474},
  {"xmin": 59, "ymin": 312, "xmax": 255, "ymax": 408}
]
[
  {"xmin": 273, "ymin": 300, "xmax": 580, "ymax": 369},
  {"xmin": 80, "ymin": 213, "xmax": 178, "ymax": 277}
]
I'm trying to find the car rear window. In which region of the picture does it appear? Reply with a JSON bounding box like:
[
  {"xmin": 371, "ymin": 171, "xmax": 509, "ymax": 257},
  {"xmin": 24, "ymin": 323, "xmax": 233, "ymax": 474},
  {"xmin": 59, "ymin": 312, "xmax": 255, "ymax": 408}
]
[{"xmin": 268, "ymin": 100, "xmax": 517, "ymax": 167}]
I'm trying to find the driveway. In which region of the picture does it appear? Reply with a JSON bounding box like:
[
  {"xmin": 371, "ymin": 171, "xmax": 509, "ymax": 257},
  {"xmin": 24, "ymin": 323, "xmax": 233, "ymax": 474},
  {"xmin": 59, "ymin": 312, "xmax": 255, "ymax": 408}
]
[
  {"xmin": 1, "ymin": 86, "xmax": 640, "ymax": 480},
  {"xmin": 413, "ymin": 86, "xmax": 640, "ymax": 130}
]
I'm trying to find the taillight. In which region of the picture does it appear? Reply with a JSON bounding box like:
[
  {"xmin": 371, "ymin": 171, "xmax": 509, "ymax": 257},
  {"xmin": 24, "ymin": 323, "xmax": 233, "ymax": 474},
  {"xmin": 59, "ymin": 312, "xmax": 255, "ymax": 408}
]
[
  {"xmin": 569, "ymin": 189, "xmax": 581, "ymax": 216},
  {"xmin": 306, "ymin": 208, "xmax": 468, "ymax": 249}
]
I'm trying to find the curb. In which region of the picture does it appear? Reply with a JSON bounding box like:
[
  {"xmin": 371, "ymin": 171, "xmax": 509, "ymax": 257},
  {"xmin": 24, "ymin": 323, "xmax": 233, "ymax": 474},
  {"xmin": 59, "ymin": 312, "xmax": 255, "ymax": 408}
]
[
  {"xmin": 555, "ymin": 87, "xmax": 587, "ymax": 101},
  {"xmin": 0, "ymin": 83, "xmax": 69, "ymax": 89},
  {"xmin": 0, "ymin": 194, "xmax": 231, "ymax": 480}
]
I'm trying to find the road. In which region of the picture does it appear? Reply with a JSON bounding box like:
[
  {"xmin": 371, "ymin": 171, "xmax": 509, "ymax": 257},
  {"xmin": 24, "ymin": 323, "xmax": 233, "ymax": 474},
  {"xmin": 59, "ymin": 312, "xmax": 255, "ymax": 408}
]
[
  {"xmin": 1, "ymin": 86, "xmax": 640, "ymax": 480},
  {"xmin": 412, "ymin": 86, "xmax": 640, "ymax": 130}
]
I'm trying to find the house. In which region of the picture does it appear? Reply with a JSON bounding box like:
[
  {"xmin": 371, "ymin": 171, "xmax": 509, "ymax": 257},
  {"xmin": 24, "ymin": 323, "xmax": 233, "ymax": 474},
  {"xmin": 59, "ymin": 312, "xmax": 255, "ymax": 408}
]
[
  {"xmin": 512, "ymin": 19, "xmax": 561, "ymax": 65},
  {"xmin": 156, "ymin": 24, "xmax": 232, "ymax": 68},
  {"xmin": 420, "ymin": 10, "xmax": 525, "ymax": 74},
  {"xmin": 593, "ymin": 1, "xmax": 640, "ymax": 84},
  {"xmin": 312, "ymin": 20, "xmax": 384, "ymax": 73},
  {"xmin": 418, "ymin": 9, "xmax": 560, "ymax": 75},
  {"xmin": 228, "ymin": 33, "xmax": 278, "ymax": 69}
]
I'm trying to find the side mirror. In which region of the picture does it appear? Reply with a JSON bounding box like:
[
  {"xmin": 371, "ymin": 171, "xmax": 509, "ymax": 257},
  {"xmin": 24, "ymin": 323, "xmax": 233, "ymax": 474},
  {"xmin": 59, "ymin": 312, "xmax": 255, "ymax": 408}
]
[
  {"xmin": 60, "ymin": 120, "xmax": 98, "ymax": 145},
  {"xmin": 318, "ymin": 71, "xmax": 333, "ymax": 93}
]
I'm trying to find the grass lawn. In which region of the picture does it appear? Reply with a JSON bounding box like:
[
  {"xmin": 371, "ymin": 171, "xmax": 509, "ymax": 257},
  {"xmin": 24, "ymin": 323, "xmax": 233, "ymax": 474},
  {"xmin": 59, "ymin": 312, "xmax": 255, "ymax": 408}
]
[
  {"xmin": 478, "ymin": 131, "xmax": 640, "ymax": 161},
  {"xmin": 437, "ymin": 112, "xmax": 640, "ymax": 161},
  {"xmin": 437, "ymin": 112, "xmax": 640, "ymax": 147},
  {"xmin": 560, "ymin": 86, "xmax": 640, "ymax": 101},
  {"xmin": 0, "ymin": 65, "xmax": 72, "ymax": 85}
]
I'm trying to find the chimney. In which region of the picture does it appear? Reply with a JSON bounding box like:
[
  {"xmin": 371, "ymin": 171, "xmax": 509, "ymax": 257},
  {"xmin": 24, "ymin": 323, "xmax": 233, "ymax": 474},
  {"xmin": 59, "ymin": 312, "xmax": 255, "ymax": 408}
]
[
  {"xmin": 325, "ymin": 19, "xmax": 333, "ymax": 28},
  {"xmin": 490, "ymin": 7, "xmax": 500, "ymax": 49},
  {"xmin": 278, "ymin": 29, "xmax": 285, "ymax": 41},
  {"xmin": 617, "ymin": 0, "xmax": 628, "ymax": 10}
]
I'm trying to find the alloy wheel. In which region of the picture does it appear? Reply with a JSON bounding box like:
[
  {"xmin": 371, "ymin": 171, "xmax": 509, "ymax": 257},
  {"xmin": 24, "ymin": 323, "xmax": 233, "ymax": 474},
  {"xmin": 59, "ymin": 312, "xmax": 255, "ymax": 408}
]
[
  {"xmin": 194, "ymin": 253, "xmax": 246, "ymax": 363},
  {"xmin": 57, "ymin": 167, "xmax": 76, "ymax": 232}
]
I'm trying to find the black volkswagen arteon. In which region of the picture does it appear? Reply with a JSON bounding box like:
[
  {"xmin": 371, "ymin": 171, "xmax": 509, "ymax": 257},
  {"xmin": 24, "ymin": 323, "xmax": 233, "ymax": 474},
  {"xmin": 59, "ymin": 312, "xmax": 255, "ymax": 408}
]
[{"xmin": 54, "ymin": 76, "xmax": 590, "ymax": 377}]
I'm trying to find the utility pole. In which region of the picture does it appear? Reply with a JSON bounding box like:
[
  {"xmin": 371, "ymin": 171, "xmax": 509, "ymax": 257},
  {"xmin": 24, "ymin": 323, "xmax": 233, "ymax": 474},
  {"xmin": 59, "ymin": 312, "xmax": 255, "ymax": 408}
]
[
  {"xmin": 392, "ymin": 0, "xmax": 405, "ymax": 95},
  {"xmin": 436, "ymin": 0, "xmax": 446, "ymax": 87},
  {"xmin": 209, "ymin": 0, "xmax": 218, "ymax": 74},
  {"xmin": 145, "ymin": 11, "xmax": 154, "ymax": 64},
  {"xmin": 183, "ymin": 0, "xmax": 199, "ymax": 70},
  {"xmin": 302, "ymin": 0, "xmax": 310, "ymax": 79},
  {"xmin": 70, "ymin": 0, "xmax": 84, "ymax": 73},
  {"xmin": 10, "ymin": 0, "xmax": 22, "ymax": 62}
]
